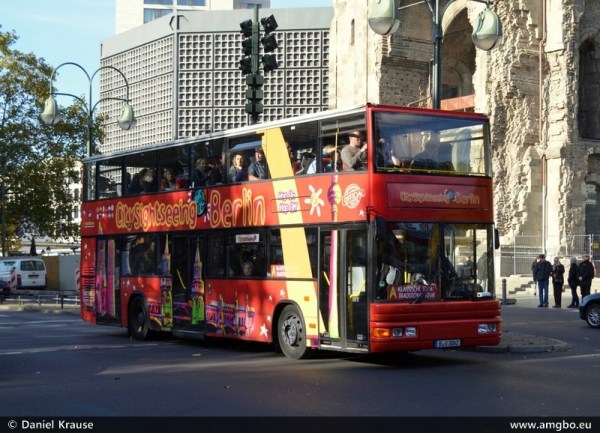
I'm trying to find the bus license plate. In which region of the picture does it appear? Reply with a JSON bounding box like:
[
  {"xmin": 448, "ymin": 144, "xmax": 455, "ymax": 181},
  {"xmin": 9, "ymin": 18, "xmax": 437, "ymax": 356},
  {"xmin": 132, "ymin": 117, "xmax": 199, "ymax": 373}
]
[{"xmin": 435, "ymin": 339, "xmax": 460, "ymax": 348}]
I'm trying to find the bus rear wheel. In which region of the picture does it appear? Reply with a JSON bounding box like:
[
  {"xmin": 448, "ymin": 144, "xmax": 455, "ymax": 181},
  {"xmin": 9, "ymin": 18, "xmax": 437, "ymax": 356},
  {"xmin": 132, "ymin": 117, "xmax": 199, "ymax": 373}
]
[
  {"xmin": 278, "ymin": 305, "xmax": 309, "ymax": 359},
  {"xmin": 128, "ymin": 297, "xmax": 149, "ymax": 340}
]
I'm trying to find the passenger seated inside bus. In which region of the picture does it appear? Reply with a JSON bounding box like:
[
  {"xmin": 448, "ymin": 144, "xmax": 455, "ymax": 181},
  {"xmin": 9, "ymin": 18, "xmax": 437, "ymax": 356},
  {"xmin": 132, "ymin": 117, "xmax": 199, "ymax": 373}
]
[
  {"xmin": 248, "ymin": 146, "xmax": 270, "ymax": 180},
  {"xmin": 160, "ymin": 169, "xmax": 176, "ymax": 191},
  {"xmin": 436, "ymin": 143, "xmax": 455, "ymax": 172},
  {"xmin": 192, "ymin": 158, "xmax": 215, "ymax": 187},
  {"xmin": 295, "ymin": 152, "xmax": 315, "ymax": 175},
  {"xmin": 228, "ymin": 153, "xmax": 248, "ymax": 183},
  {"xmin": 376, "ymin": 138, "xmax": 401, "ymax": 168},
  {"xmin": 410, "ymin": 139, "xmax": 439, "ymax": 170},
  {"xmin": 128, "ymin": 169, "xmax": 146, "ymax": 195},
  {"xmin": 241, "ymin": 261, "xmax": 255, "ymax": 277},
  {"xmin": 341, "ymin": 131, "xmax": 367, "ymax": 171},
  {"xmin": 140, "ymin": 168, "xmax": 158, "ymax": 193}
]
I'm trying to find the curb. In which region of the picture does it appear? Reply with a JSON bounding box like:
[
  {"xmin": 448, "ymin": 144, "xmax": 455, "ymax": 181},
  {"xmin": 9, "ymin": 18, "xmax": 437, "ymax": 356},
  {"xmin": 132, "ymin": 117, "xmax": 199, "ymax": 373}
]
[{"xmin": 475, "ymin": 339, "xmax": 570, "ymax": 354}]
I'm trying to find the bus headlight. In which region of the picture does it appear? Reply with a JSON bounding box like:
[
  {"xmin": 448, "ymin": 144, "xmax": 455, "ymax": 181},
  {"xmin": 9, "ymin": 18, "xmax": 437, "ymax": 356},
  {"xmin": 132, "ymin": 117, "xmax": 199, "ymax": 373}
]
[
  {"xmin": 392, "ymin": 328, "xmax": 403, "ymax": 337},
  {"xmin": 478, "ymin": 323, "xmax": 498, "ymax": 333},
  {"xmin": 405, "ymin": 327, "xmax": 417, "ymax": 337}
]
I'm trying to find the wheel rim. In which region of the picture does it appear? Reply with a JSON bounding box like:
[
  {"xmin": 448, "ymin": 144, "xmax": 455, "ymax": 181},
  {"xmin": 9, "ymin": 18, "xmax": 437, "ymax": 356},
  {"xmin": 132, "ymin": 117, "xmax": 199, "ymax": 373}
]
[
  {"xmin": 136, "ymin": 309, "xmax": 145, "ymax": 328},
  {"xmin": 281, "ymin": 314, "xmax": 302, "ymax": 348},
  {"xmin": 589, "ymin": 306, "xmax": 600, "ymax": 327}
]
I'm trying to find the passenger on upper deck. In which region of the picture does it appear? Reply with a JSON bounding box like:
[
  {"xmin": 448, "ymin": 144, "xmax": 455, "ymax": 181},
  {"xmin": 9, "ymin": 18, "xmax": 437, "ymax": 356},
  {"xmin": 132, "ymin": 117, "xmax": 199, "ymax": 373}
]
[
  {"xmin": 192, "ymin": 158, "xmax": 214, "ymax": 187},
  {"xmin": 436, "ymin": 143, "xmax": 455, "ymax": 172},
  {"xmin": 341, "ymin": 131, "xmax": 367, "ymax": 171},
  {"xmin": 410, "ymin": 139, "xmax": 439, "ymax": 170},
  {"xmin": 377, "ymin": 138, "xmax": 401, "ymax": 168},
  {"xmin": 248, "ymin": 146, "xmax": 270, "ymax": 180},
  {"xmin": 307, "ymin": 144, "xmax": 340, "ymax": 174},
  {"xmin": 140, "ymin": 168, "xmax": 158, "ymax": 193},
  {"xmin": 228, "ymin": 153, "xmax": 248, "ymax": 183},
  {"xmin": 161, "ymin": 169, "xmax": 176, "ymax": 191}
]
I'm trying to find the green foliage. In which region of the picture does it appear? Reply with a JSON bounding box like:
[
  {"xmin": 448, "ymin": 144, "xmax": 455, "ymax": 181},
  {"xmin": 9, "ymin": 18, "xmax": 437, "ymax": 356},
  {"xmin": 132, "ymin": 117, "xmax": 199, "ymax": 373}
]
[{"xmin": 0, "ymin": 27, "xmax": 104, "ymax": 247}]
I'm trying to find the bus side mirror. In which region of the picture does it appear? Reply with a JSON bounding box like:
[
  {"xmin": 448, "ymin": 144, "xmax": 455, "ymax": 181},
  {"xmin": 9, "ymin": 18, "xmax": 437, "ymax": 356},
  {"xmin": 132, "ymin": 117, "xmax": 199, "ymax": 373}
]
[
  {"xmin": 375, "ymin": 216, "xmax": 386, "ymax": 241},
  {"xmin": 494, "ymin": 228, "xmax": 500, "ymax": 250}
]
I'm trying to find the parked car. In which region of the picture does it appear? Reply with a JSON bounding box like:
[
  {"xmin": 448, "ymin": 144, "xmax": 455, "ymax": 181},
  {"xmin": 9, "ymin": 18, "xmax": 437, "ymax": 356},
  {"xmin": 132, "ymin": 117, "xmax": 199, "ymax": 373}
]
[
  {"xmin": 579, "ymin": 292, "xmax": 600, "ymax": 328},
  {"xmin": 0, "ymin": 257, "xmax": 48, "ymax": 294}
]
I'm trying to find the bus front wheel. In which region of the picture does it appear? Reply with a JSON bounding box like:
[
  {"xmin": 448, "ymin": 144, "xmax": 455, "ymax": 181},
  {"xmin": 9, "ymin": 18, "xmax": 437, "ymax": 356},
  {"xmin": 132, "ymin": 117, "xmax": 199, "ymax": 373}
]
[
  {"xmin": 128, "ymin": 297, "xmax": 149, "ymax": 340},
  {"xmin": 278, "ymin": 305, "xmax": 309, "ymax": 359}
]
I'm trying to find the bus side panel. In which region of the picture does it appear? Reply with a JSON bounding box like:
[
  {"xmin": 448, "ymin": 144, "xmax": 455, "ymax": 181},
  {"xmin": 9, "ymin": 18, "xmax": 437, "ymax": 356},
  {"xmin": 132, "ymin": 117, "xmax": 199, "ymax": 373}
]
[
  {"xmin": 80, "ymin": 237, "xmax": 97, "ymax": 325},
  {"xmin": 203, "ymin": 278, "xmax": 318, "ymax": 343},
  {"xmin": 369, "ymin": 300, "xmax": 501, "ymax": 352}
]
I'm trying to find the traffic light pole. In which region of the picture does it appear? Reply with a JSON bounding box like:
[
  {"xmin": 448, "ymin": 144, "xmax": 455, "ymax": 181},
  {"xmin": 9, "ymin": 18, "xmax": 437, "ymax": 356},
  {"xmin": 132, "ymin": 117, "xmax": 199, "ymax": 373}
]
[{"xmin": 250, "ymin": 4, "xmax": 260, "ymax": 124}]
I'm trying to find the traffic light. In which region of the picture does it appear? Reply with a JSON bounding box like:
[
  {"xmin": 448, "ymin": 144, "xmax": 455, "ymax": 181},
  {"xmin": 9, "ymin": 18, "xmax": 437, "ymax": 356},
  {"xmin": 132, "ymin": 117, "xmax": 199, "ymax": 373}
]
[
  {"xmin": 245, "ymin": 74, "xmax": 264, "ymax": 115},
  {"xmin": 260, "ymin": 15, "xmax": 279, "ymax": 73},
  {"xmin": 239, "ymin": 19, "xmax": 254, "ymax": 75}
]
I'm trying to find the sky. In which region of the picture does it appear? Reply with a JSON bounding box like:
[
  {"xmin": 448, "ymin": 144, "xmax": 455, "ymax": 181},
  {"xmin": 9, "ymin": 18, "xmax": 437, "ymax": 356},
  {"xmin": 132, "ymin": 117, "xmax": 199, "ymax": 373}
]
[{"xmin": 1, "ymin": 0, "xmax": 331, "ymax": 107}]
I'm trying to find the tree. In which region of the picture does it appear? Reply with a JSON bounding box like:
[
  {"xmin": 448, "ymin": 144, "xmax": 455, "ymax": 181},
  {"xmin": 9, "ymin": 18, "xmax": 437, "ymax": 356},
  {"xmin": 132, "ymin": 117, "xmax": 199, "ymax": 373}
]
[{"xmin": 0, "ymin": 27, "xmax": 104, "ymax": 249}]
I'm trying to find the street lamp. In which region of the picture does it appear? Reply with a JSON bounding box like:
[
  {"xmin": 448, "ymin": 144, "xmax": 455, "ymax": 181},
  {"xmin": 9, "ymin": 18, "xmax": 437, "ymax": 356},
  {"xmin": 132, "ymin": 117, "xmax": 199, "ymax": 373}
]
[
  {"xmin": 368, "ymin": 0, "xmax": 503, "ymax": 109},
  {"xmin": 40, "ymin": 62, "xmax": 137, "ymax": 157}
]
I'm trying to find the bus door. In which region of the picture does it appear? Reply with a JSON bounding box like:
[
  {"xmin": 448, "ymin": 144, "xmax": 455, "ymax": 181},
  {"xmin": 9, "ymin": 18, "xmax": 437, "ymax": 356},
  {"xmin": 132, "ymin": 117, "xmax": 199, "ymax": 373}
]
[
  {"xmin": 319, "ymin": 228, "xmax": 369, "ymax": 351},
  {"xmin": 95, "ymin": 238, "xmax": 121, "ymax": 324},
  {"xmin": 171, "ymin": 235, "xmax": 206, "ymax": 329}
]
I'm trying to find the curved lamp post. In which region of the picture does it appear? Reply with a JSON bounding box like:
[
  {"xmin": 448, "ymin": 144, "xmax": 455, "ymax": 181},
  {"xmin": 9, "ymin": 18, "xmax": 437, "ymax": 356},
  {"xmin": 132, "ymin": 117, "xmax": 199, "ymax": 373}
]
[
  {"xmin": 369, "ymin": 0, "xmax": 503, "ymax": 109},
  {"xmin": 41, "ymin": 62, "xmax": 137, "ymax": 157}
]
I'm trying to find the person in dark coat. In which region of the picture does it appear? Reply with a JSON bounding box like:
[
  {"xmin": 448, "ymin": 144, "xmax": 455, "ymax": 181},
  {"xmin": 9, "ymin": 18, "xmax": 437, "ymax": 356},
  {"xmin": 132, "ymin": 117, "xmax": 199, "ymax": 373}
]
[
  {"xmin": 567, "ymin": 256, "xmax": 580, "ymax": 308},
  {"xmin": 533, "ymin": 254, "xmax": 551, "ymax": 307},
  {"xmin": 578, "ymin": 254, "xmax": 595, "ymax": 301},
  {"xmin": 550, "ymin": 257, "xmax": 565, "ymax": 308},
  {"xmin": 531, "ymin": 256, "xmax": 540, "ymax": 296}
]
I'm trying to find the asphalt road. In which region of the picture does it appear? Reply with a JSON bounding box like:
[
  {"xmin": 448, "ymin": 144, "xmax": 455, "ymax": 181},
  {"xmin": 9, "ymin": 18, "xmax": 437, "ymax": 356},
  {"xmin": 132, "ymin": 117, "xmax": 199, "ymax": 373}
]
[{"xmin": 0, "ymin": 294, "xmax": 598, "ymax": 422}]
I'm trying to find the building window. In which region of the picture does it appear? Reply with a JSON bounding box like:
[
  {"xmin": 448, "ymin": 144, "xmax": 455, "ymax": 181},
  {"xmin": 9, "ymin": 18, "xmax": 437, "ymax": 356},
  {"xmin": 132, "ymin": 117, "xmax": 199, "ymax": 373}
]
[
  {"xmin": 144, "ymin": 8, "xmax": 173, "ymax": 23},
  {"xmin": 177, "ymin": 0, "xmax": 205, "ymax": 5},
  {"xmin": 144, "ymin": 0, "xmax": 173, "ymax": 4}
]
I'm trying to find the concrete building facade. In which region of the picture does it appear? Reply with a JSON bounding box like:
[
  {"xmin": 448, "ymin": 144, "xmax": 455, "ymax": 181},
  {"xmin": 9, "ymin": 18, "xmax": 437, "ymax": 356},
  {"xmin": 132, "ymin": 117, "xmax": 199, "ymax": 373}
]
[
  {"xmin": 116, "ymin": 0, "xmax": 270, "ymax": 34},
  {"xmin": 100, "ymin": 7, "xmax": 333, "ymax": 154}
]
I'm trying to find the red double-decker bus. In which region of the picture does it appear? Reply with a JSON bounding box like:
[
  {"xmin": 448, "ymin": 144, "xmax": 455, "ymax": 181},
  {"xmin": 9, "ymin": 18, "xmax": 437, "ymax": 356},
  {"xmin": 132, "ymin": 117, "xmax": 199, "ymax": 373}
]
[{"xmin": 80, "ymin": 103, "xmax": 501, "ymax": 359}]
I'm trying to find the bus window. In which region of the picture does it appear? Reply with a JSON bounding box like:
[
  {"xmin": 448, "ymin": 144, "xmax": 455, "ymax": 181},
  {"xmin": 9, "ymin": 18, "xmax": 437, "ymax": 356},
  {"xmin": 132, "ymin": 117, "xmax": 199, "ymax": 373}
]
[
  {"xmin": 124, "ymin": 235, "xmax": 158, "ymax": 276},
  {"xmin": 98, "ymin": 157, "xmax": 123, "ymax": 198},
  {"xmin": 227, "ymin": 231, "xmax": 265, "ymax": 277},
  {"xmin": 159, "ymin": 145, "xmax": 190, "ymax": 190},
  {"xmin": 372, "ymin": 111, "xmax": 489, "ymax": 176},
  {"xmin": 208, "ymin": 234, "xmax": 225, "ymax": 277}
]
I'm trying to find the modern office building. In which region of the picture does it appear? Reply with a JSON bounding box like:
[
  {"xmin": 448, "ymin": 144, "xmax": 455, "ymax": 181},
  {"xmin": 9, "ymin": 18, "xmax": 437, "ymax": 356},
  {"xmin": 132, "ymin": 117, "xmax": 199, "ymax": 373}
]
[
  {"xmin": 100, "ymin": 6, "xmax": 332, "ymax": 154},
  {"xmin": 116, "ymin": 0, "xmax": 270, "ymax": 34}
]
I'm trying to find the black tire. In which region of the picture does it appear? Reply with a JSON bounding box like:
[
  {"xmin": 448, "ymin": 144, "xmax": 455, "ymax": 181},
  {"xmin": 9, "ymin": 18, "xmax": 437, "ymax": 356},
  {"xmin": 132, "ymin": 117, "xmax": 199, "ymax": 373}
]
[
  {"xmin": 128, "ymin": 297, "xmax": 149, "ymax": 340},
  {"xmin": 585, "ymin": 304, "xmax": 600, "ymax": 329},
  {"xmin": 277, "ymin": 305, "xmax": 309, "ymax": 359}
]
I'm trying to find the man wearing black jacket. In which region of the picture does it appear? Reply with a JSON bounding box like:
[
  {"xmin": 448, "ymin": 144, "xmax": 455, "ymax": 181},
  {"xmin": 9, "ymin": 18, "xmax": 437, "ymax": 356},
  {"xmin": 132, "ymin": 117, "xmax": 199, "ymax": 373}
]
[
  {"xmin": 533, "ymin": 254, "xmax": 551, "ymax": 307},
  {"xmin": 578, "ymin": 254, "xmax": 595, "ymax": 301}
]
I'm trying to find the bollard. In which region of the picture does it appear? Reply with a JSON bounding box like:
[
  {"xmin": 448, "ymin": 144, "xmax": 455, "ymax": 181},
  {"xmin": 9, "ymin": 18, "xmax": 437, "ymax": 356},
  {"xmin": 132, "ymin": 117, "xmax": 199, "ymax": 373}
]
[
  {"xmin": 61, "ymin": 295, "xmax": 64, "ymax": 309},
  {"xmin": 502, "ymin": 279, "xmax": 507, "ymax": 305},
  {"xmin": 38, "ymin": 295, "xmax": 42, "ymax": 307}
]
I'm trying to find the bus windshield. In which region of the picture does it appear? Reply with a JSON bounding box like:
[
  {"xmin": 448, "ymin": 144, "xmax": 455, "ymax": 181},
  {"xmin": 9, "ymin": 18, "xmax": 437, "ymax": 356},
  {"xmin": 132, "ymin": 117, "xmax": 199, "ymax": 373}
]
[
  {"xmin": 376, "ymin": 221, "xmax": 494, "ymax": 302},
  {"xmin": 372, "ymin": 111, "xmax": 490, "ymax": 176}
]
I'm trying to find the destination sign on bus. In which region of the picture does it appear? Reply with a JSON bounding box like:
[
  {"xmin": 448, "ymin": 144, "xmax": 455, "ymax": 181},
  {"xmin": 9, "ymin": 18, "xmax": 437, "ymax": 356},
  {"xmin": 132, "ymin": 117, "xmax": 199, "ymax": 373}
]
[{"xmin": 387, "ymin": 284, "xmax": 440, "ymax": 300}]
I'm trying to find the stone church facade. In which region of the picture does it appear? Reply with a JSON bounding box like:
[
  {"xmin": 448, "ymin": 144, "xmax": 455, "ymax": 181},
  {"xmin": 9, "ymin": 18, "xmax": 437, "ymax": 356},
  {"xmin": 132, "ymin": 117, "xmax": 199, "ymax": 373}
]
[{"xmin": 329, "ymin": 0, "xmax": 600, "ymax": 260}]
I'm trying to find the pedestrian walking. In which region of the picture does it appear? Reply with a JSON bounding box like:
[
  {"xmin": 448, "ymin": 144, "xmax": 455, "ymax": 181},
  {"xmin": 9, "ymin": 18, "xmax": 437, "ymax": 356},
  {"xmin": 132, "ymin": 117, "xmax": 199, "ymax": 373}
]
[
  {"xmin": 550, "ymin": 257, "xmax": 565, "ymax": 308},
  {"xmin": 567, "ymin": 256, "xmax": 579, "ymax": 308},
  {"xmin": 578, "ymin": 253, "xmax": 595, "ymax": 301},
  {"xmin": 533, "ymin": 254, "xmax": 551, "ymax": 307}
]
